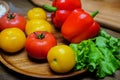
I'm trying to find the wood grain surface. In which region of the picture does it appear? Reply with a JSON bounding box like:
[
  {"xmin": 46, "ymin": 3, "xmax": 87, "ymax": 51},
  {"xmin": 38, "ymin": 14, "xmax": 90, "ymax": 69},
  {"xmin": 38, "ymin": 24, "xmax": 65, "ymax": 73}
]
[
  {"xmin": 0, "ymin": 0, "xmax": 120, "ymax": 79},
  {"xmin": 31, "ymin": 0, "xmax": 120, "ymax": 32},
  {"xmin": 0, "ymin": 28, "xmax": 86, "ymax": 79}
]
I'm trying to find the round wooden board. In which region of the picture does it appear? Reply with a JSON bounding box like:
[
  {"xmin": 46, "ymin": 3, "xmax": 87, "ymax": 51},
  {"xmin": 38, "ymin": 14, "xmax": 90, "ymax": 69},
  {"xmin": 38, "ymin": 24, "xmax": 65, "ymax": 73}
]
[{"xmin": 0, "ymin": 30, "xmax": 86, "ymax": 79}]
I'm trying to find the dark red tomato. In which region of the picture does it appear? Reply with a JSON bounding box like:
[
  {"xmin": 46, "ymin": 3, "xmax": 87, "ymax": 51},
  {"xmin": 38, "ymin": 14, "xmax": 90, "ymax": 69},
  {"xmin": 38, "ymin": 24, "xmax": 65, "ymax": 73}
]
[
  {"xmin": 25, "ymin": 31, "xmax": 57, "ymax": 59},
  {"xmin": 0, "ymin": 12, "xmax": 26, "ymax": 31}
]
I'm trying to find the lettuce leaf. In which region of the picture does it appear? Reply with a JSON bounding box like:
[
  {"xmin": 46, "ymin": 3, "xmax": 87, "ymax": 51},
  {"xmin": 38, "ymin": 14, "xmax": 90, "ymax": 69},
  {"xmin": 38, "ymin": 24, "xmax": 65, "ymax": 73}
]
[{"xmin": 69, "ymin": 30, "xmax": 120, "ymax": 78}]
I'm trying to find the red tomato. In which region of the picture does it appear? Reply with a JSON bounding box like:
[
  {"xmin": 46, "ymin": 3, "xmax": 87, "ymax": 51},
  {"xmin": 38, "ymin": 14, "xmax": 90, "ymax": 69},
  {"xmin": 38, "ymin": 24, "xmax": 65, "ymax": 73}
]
[
  {"xmin": 25, "ymin": 31, "xmax": 57, "ymax": 59},
  {"xmin": 0, "ymin": 12, "xmax": 26, "ymax": 31}
]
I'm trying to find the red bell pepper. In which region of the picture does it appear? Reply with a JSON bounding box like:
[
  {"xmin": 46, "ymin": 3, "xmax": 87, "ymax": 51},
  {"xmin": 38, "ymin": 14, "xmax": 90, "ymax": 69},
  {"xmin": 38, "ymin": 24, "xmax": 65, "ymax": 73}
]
[
  {"xmin": 61, "ymin": 9, "xmax": 100, "ymax": 43},
  {"xmin": 43, "ymin": 0, "xmax": 81, "ymax": 28}
]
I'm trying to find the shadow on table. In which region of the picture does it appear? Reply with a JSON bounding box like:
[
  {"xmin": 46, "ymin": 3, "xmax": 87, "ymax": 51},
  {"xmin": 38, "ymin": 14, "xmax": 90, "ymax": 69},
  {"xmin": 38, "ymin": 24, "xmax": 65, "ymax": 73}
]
[{"xmin": 0, "ymin": 62, "xmax": 98, "ymax": 80}]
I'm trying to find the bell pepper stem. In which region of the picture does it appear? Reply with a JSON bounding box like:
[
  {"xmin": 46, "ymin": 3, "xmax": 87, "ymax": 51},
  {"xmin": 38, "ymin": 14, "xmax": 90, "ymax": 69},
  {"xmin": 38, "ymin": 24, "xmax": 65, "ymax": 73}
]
[
  {"xmin": 42, "ymin": 4, "xmax": 57, "ymax": 12},
  {"xmin": 91, "ymin": 10, "xmax": 99, "ymax": 18}
]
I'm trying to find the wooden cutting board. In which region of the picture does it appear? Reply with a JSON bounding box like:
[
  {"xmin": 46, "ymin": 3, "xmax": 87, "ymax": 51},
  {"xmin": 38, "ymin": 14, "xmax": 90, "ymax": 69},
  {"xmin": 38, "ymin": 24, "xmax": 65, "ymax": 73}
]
[
  {"xmin": 0, "ymin": 0, "xmax": 119, "ymax": 79},
  {"xmin": 0, "ymin": 25, "xmax": 86, "ymax": 79},
  {"xmin": 31, "ymin": 0, "xmax": 120, "ymax": 32}
]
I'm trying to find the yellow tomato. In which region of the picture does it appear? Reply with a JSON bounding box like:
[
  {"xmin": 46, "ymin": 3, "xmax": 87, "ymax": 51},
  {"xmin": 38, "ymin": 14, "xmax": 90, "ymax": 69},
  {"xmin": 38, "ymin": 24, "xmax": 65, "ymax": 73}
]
[
  {"xmin": 25, "ymin": 19, "xmax": 53, "ymax": 35},
  {"xmin": 27, "ymin": 7, "xmax": 47, "ymax": 20},
  {"xmin": 47, "ymin": 45, "xmax": 76, "ymax": 73},
  {"xmin": 0, "ymin": 28, "xmax": 26, "ymax": 53}
]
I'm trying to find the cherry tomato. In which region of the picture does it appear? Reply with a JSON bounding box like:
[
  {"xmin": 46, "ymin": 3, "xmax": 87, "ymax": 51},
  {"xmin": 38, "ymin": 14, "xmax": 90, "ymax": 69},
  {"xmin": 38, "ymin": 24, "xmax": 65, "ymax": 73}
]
[
  {"xmin": 27, "ymin": 7, "xmax": 47, "ymax": 20},
  {"xmin": 25, "ymin": 31, "xmax": 57, "ymax": 59},
  {"xmin": 25, "ymin": 19, "xmax": 54, "ymax": 35},
  {"xmin": 47, "ymin": 45, "xmax": 75, "ymax": 73},
  {"xmin": 0, "ymin": 12, "xmax": 26, "ymax": 31},
  {"xmin": 0, "ymin": 28, "xmax": 26, "ymax": 53}
]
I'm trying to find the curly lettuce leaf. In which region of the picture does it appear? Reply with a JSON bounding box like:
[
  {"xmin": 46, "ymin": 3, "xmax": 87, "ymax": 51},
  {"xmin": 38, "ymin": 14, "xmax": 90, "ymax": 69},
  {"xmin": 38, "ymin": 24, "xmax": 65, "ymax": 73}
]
[{"xmin": 70, "ymin": 30, "xmax": 120, "ymax": 78}]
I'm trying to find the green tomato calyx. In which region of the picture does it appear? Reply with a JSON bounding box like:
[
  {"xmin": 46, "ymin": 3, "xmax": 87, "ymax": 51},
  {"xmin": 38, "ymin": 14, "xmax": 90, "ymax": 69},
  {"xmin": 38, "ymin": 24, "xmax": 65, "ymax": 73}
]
[{"xmin": 34, "ymin": 32, "xmax": 45, "ymax": 39}]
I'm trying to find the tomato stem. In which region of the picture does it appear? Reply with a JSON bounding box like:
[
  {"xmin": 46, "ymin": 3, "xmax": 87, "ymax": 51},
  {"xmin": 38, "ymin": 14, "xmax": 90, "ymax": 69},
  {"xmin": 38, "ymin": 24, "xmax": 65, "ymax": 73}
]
[
  {"xmin": 53, "ymin": 58, "xmax": 57, "ymax": 61},
  {"xmin": 7, "ymin": 13, "xmax": 16, "ymax": 19},
  {"xmin": 34, "ymin": 32, "xmax": 45, "ymax": 39}
]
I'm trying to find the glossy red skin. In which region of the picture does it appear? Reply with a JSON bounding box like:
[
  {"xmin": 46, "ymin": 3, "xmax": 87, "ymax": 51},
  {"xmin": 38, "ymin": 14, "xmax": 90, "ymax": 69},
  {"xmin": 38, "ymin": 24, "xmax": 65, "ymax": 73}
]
[
  {"xmin": 61, "ymin": 9, "xmax": 100, "ymax": 43},
  {"xmin": 51, "ymin": 10, "xmax": 71, "ymax": 29},
  {"xmin": 25, "ymin": 31, "xmax": 57, "ymax": 59},
  {"xmin": 0, "ymin": 13, "xmax": 26, "ymax": 31},
  {"xmin": 52, "ymin": 0, "xmax": 81, "ymax": 28}
]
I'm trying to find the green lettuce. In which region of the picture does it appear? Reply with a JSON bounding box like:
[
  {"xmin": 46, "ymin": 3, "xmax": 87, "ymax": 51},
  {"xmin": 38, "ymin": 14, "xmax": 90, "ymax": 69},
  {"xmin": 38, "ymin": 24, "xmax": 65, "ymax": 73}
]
[{"xmin": 69, "ymin": 30, "xmax": 120, "ymax": 78}]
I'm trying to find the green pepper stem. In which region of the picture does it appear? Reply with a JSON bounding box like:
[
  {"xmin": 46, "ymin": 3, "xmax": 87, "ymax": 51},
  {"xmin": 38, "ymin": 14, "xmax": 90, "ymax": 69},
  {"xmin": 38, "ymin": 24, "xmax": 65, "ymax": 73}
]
[
  {"xmin": 91, "ymin": 10, "xmax": 99, "ymax": 18},
  {"xmin": 42, "ymin": 4, "xmax": 57, "ymax": 12}
]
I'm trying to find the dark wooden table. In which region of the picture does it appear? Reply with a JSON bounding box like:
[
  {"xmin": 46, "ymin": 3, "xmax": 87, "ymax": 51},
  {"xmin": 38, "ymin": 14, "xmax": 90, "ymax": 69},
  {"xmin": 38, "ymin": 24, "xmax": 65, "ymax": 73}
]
[{"xmin": 0, "ymin": 0, "xmax": 120, "ymax": 80}]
